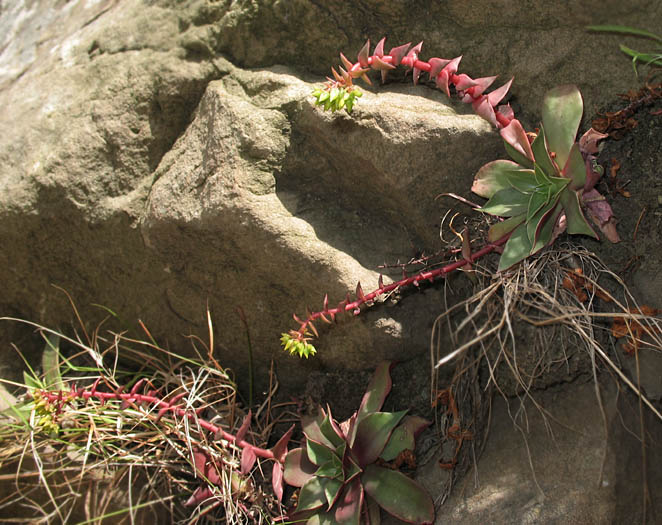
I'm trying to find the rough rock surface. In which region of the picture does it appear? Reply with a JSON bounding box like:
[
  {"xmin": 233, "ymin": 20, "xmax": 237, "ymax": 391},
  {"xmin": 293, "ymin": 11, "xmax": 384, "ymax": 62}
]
[
  {"xmin": 1, "ymin": 1, "xmax": 661, "ymax": 389},
  {"xmin": 385, "ymin": 380, "xmax": 662, "ymax": 524}
]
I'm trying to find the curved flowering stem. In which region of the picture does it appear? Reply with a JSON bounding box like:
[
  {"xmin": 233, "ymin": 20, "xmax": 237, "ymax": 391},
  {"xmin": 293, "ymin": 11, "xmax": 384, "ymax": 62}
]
[
  {"xmin": 312, "ymin": 37, "xmax": 515, "ymax": 128},
  {"xmin": 33, "ymin": 381, "xmax": 293, "ymax": 504},
  {"xmin": 281, "ymin": 234, "xmax": 510, "ymax": 357}
]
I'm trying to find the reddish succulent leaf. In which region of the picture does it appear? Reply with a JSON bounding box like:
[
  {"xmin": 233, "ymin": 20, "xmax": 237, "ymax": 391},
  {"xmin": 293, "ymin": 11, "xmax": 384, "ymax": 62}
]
[
  {"xmin": 500, "ymin": 119, "xmax": 534, "ymax": 167},
  {"xmin": 465, "ymin": 75, "xmax": 496, "ymax": 98},
  {"xmin": 428, "ymin": 57, "xmax": 450, "ymax": 79},
  {"xmin": 303, "ymin": 411, "xmax": 334, "ymax": 448},
  {"xmin": 357, "ymin": 361, "xmax": 393, "ymax": 421},
  {"xmin": 284, "ymin": 447, "xmax": 317, "ymax": 487},
  {"xmin": 340, "ymin": 52, "xmax": 353, "ymax": 71},
  {"xmin": 362, "ymin": 464, "xmax": 434, "ymax": 524},
  {"xmin": 240, "ymin": 446, "xmax": 257, "ymax": 474},
  {"xmin": 192, "ymin": 449, "xmax": 208, "ymax": 477},
  {"xmin": 388, "ymin": 43, "xmax": 411, "ymax": 66},
  {"xmin": 435, "ymin": 56, "xmax": 461, "ymax": 97},
  {"xmin": 372, "ymin": 55, "xmax": 395, "ymax": 71},
  {"xmin": 380, "ymin": 415, "xmax": 430, "ymax": 462},
  {"xmin": 358, "ymin": 40, "xmax": 370, "ymax": 67},
  {"xmin": 454, "ymin": 73, "xmax": 477, "ymax": 90},
  {"xmin": 487, "ymin": 77, "xmax": 513, "ymax": 107},
  {"xmin": 334, "ymin": 479, "xmax": 363, "ymax": 525},
  {"xmin": 341, "ymin": 412, "xmax": 358, "ymax": 447},
  {"xmin": 236, "ymin": 410, "xmax": 251, "ymax": 443},
  {"xmin": 356, "ymin": 282, "xmax": 365, "ymax": 301},
  {"xmin": 184, "ymin": 486, "xmax": 214, "ymax": 507},
  {"xmin": 497, "ymin": 103, "xmax": 515, "ymax": 121},
  {"xmin": 272, "ymin": 461, "xmax": 285, "ymax": 502},
  {"xmin": 374, "ymin": 37, "xmax": 386, "ymax": 57},
  {"xmin": 582, "ymin": 189, "xmax": 621, "ymax": 242},
  {"xmin": 579, "ymin": 127, "xmax": 609, "ymax": 155},
  {"xmin": 353, "ymin": 411, "xmax": 407, "ymax": 467},
  {"xmin": 272, "ymin": 424, "xmax": 294, "ymax": 462},
  {"xmin": 472, "ymin": 97, "xmax": 498, "ymax": 126},
  {"xmin": 406, "ymin": 41, "xmax": 423, "ymax": 61}
]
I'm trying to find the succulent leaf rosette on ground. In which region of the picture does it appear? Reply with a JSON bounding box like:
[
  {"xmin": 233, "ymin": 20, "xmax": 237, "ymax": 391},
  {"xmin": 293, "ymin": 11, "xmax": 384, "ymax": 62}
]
[
  {"xmin": 283, "ymin": 362, "xmax": 434, "ymax": 524},
  {"xmin": 472, "ymin": 85, "xmax": 619, "ymax": 271}
]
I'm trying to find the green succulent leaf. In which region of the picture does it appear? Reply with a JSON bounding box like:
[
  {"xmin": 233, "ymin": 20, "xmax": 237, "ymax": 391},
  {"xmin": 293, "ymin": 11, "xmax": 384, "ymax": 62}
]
[
  {"xmin": 533, "ymin": 163, "xmax": 553, "ymax": 187},
  {"xmin": 296, "ymin": 477, "xmax": 328, "ymax": 513},
  {"xmin": 480, "ymin": 187, "xmax": 530, "ymax": 217},
  {"xmin": 531, "ymin": 201, "xmax": 564, "ymax": 254},
  {"xmin": 362, "ymin": 464, "xmax": 434, "ymax": 524},
  {"xmin": 315, "ymin": 454, "xmax": 344, "ymax": 480},
  {"xmin": 530, "ymin": 125, "xmax": 557, "ymax": 177},
  {"xmin": 560, "ymin": 190, "xmax": 598, "ymax": 239},
  {"xmin": 472, "ymin": 160, "xmax": 536, "ymax": 198},
  {"xmin": 380, "ymin": 415, "xmax": 429, "ymax": 462},
  {"xmin": 541, "ymin": 85, "xmax": 583, "ymax": 169},
  {"xmin": 306, "ymin": 512, "xmax": 338, "ymax": 525},
  {"xmin": 527, "ymin": 197, "xmax": 560, "ymax": 246},
  {"xmin": 319, "ymin": 410, "xmax": 345, "ymax": 448},
  {"xmin": 343, "ymin": 455, "xmax": 362, "ymax": 483},
  {"xmin": 488, "ymin": 214, "xmax": 526, "ymax": 243},
  {"xmin": 526, "ymin": 189, "xmax": 551, "ymax": 225},
  {"xmin": 353, "ymin": 411, "xmax": 407, "ymax": 467},
  {"xmin": 307, "ymin": 438, "xmax": 336, "ymax": 467},
  {"xmin": 322, "ymin": 477, "xmax": 344, "ymax": 510},
  {"xmin": 284, "ymin": 447, "xmax": 318, "ymax": 488},
  {"xmin": 563, "ymin": 143, "xmax": 587, "ymax": 190},
  {"xmin": 497, "ymin": 221, "xmax": 533, "ymax": 271}
]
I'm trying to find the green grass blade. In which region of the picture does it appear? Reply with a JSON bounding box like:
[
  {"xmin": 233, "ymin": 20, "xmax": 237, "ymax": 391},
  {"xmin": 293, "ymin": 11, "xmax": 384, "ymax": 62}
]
[{"xmin": 587, "ymin": 25, "xmax": 662, "ymax": 42}]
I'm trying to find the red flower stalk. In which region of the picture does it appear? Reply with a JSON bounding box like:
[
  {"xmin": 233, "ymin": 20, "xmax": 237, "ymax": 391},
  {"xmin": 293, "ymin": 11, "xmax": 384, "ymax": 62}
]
[
  {"xmin": 35, "ymin": 380, "xmax": 293, "ymax": 505},
  {"xmin": 313, "ymin": 37, "xmax": 515, "ymax": 128},
  {"xmin": 281, "ymin": 234, "xmax": 510, "ymax": 358}
]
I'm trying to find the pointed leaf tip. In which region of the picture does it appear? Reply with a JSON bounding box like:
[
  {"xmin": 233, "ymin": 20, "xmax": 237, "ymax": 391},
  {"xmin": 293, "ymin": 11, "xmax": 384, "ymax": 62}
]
[
  {"xmin": 374, "ymin": 37, "xmax": 386, "ymax": 57},
  {"xmin": 358, "ymin": 40, "xmax": 371, "ymax": 67}
]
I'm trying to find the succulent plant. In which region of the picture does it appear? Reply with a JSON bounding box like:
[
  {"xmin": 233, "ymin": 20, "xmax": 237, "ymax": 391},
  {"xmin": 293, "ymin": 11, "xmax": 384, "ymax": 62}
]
[
  {"xmin": 283, "ymin": 362, "xmax": 434, "ymax": 524},
  {"xmin": 472, "ymin": 84, "xmax": 619, "ymax": 271}
]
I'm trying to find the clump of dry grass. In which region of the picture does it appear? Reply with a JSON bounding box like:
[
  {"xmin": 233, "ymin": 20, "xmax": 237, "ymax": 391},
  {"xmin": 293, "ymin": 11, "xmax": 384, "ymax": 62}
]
[
  {"xmin": 0, "ymin": 313, "xmax": 286, "ymax": 524},
  {"xmin": 430, "ymin": 242, "xmax": 662, "ymax": 507}
]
